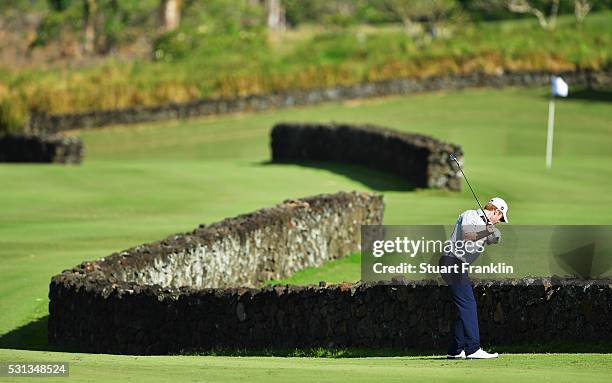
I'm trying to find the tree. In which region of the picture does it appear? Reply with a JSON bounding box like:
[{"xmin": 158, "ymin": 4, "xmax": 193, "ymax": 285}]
[
  {"xmin": 32, "ymin": 1, "xmax": 158, "ymax": 56},
  {"xmin": 481, "ymin": 0, "xmax": 561, "ymax": 30},
  {"xmin": 508, "ymin": 0, "xmax": 560, "ymax": 30},
  {"xmin": 83, "ymin": 0, "xmax": 97, "ymax": 54},
  {"xmin": 574, "ymin": 0, "xmax": 591, "ymax": 25},
  {"xmin": 381, "ymin": 0, "xmax": 458, "ymax": 36},
  {"xmin": 283, "ymin": 0, "xmax": 366, "ymax": 28},
  {"xmin": 265, "ymin": 0, "xmax": 286, "ymax": 31},
  {"xmin": 242, "ymin": 0, "xmax": 286, "ymax": 31},
  {"xmin": 83, "ymin": 0, "xmax": 122, "ymax": 54},
  {"xmin": 160, "ymin": 0, "xmax": 181, "ymax": 32}
]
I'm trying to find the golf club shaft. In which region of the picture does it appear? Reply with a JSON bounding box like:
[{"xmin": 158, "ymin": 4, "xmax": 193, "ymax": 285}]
[{"xmin": 450, "ymin": 155, "xmax": 491, "ymax": 226}]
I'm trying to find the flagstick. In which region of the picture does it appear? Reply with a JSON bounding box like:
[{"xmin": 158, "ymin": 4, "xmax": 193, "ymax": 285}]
[{"xmin": 546, "ymin": 96, "xmax": 555, "ymax": 169}]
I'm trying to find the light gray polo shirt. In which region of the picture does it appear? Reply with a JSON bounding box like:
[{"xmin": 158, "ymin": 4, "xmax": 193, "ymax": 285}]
[{"xmin": 444, "ymin": 209, "xmax": 489, "ymax": 264}]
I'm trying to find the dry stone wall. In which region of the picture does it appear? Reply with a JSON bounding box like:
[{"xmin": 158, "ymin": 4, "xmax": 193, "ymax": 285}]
[
  {"xmin": 271, "ymin": 122, "xmax": 463, "ymax": 191},
  {"xmin": 27, "ymin": 70, "xmax": 611, "ymax": 133},
  {"xmin": 0, "ymin": 133, "xmax": 83, "ymax": 163},
  {"xmin": 48, "ymin": 277, "xmax": 612, "ymax": 355},
  {"xmin": 49, "ymin": 191, "xmax": 386, "ymax": 352},
  {"xmin": 47, "ymin": 191, "xmax": 612, "ymax": 355},
  {"xmin": 95, "ymin": 191, "xmax": 383, "ymax": 289}
]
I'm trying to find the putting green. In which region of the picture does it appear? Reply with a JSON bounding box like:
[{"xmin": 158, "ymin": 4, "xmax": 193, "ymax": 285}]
[{"xmin": 0, "ymin": 86, "xmax": 611, "ymax": 380}]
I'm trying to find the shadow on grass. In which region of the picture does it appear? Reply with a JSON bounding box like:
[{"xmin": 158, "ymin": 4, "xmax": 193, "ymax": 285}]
[
  {"xmin": 3, "ymin": 317, "xmax": 610, "ymax": 356},
  {"xmin": 179, "ymin": 346, "xmax": 445, "ymax": 358},
  {"xmin": 257, "ymin": 160, "xmax": 415, "ymax": 192},
  {"xmin": 493, "ymin": 341, "xmax": 612, "ymax": 354},
  {"xmin": 0, "ymin": 315, "xmax": 55, "ymax": 352},
  {"xmin": 180, "ymin": 341, "xmax": 612, "ymax": 358},
  {"xmin": 561, "ymin": 89, "xmax": 612, "ymax": 103}
]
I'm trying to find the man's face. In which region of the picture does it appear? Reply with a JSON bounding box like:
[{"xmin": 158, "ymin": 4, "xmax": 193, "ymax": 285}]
[{"xmin": 489, "ymin": 209, "xmax": 503, "ymax": 225}]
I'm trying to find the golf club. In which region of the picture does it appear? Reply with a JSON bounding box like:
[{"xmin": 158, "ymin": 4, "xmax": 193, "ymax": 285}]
[{"xmin": 449, "ymin": 153, "xmax": 490, "ymax": 225}]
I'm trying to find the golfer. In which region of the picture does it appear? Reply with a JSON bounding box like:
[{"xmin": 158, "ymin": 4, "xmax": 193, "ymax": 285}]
[{"xmin": 439, "ymin": 197, "xmax": 509, "ymax": 359}]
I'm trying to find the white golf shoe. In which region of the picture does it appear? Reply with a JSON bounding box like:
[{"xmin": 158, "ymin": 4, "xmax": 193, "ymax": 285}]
[
  {"xmin": 466, "ymin": 348, "xmax": 499, "ymax": 359},
  {"xmin": 446, "ymin": 350, "xmax": 466, "ymax": 359}
]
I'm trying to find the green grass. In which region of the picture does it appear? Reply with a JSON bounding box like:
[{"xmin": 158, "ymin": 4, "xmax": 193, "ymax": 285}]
[
  {"xmin": 1, "ymin": 349, "xmax": 612, "ymax": 383},
  {"xmin": 266, "ymin": 252, "xmax": 363, "ymax": 286},
  {"xmin": 1, "ymin": 86, "xmax": 611, "ymax": 330},
  {"xmin": 0, "ymin": 86, "xmax": 611, "ymax": 380}
]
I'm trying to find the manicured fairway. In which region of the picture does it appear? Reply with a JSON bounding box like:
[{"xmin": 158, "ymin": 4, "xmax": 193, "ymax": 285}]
[
  {"xmin": 0, "ymin": 86, "xmax": 611, "ymax": 380},
  {"xmin": 1, "ymin": 349, "xmax": 612, "ymax": 383}
]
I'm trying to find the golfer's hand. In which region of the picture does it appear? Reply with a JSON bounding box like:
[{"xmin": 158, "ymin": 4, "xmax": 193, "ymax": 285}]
[{"xmin": 486, "ymin": 227, "xmax": 501, "ymax": 245}]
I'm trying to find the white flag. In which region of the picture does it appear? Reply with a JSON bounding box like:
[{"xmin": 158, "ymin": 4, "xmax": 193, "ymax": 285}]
[{"xmin": 551, "ymin": 76, "xmax": 569, "ymax": 97}]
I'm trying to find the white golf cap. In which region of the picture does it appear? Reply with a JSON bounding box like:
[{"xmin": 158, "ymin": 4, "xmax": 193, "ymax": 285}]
[{"xmin": 489, "ymin": 197, "xmax": 509, "ymax": 223}]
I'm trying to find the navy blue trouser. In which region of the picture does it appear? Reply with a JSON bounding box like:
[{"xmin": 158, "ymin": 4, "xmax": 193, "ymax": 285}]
[{"xmin": 439, "ymin": 256, "xmax": 480, "ymax": 355}]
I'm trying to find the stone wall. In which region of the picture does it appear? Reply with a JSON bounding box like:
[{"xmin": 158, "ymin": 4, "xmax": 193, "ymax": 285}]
[
  {"xmin": 27, "ymin": 69, "xmax": 611, "ymax": 133},
  {"xmin": 0, "ymin": 133, "xmax": 83, "ymax": 164},
  {"xmin": 105, "ymin": 191, "xmax": 383, "ymax": 289},
  {"xmin": 48, "ymin": 277, "xmax": 612, "ymax": 355},
  {"xmin": 47, "ymin": 189, "xmax": 612, "ymax": 355},
  {"xmin": 271, "ymin": 122, "xmax": 463, "ymax": 191},
  {"xmin": 48, "ymin": 191, "xmax": 385, "ymax": 353}
]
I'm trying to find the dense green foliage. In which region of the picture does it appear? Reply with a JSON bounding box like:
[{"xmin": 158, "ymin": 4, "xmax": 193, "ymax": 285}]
[
  {"xmin": 0, "ymin": 11, "xmax": 610, "ymax": 133},
  {"xmin": 4, "ymin": 1, "xmax": 611, "ymax": 30}
]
